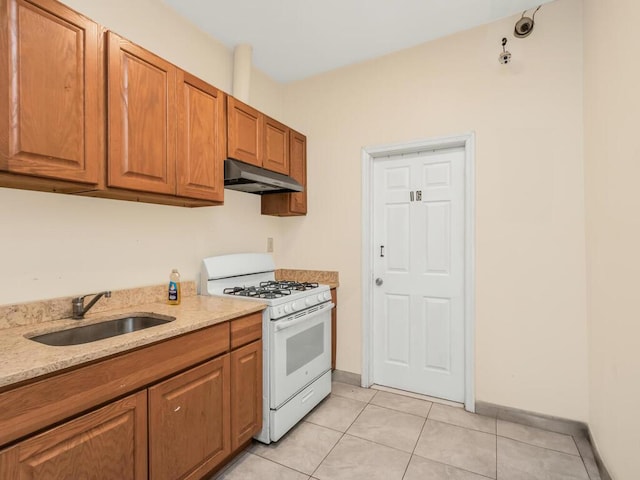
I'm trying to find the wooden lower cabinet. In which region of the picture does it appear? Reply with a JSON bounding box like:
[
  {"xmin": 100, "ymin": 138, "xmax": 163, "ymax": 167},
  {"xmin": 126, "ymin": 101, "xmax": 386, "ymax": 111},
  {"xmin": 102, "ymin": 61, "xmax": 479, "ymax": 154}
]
[
  {"xmin": 231, "ymin": 340, "xmax": 262, "ymax": 451},
  {"xmin": 0, "ymin": 314, "xmax": 263, "ymax": 480},
  {"xmin": 149, "ymin": 355, "xmax": 230, "ymax": 480},
  {"xmin": 0, "ymin": 391, "xmax": 147, "ymax": 480}
]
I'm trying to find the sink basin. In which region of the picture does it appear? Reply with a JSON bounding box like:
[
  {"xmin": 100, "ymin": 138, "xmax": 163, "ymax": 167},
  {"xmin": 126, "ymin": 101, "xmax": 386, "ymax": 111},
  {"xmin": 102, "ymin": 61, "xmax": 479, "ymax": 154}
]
[{"xmin": 28, "ymin": 313, "xmax": 176, "ymax": 346}]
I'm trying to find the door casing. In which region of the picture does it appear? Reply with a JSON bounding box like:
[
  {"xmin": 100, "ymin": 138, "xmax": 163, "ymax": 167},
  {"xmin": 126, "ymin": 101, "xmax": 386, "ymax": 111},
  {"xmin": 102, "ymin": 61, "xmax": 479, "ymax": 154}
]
[{"xmin": 361, "ymin": 132, "xmax": 476, "ymax": 412}]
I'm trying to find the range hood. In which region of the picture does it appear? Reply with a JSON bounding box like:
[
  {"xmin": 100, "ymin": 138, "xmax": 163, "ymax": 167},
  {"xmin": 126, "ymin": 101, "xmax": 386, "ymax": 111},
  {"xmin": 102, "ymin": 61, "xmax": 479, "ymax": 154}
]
[{"xmin": 224, "ymin": 159, "xmax": 303, "ymax": 195}]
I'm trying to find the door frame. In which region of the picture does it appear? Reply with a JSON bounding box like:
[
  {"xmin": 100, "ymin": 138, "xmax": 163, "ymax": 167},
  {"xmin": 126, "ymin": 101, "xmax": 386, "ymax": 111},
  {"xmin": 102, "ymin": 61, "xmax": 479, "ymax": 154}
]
[{"xmin": 361, "ymin": 132, "xmax": 476, "ymax": 412}]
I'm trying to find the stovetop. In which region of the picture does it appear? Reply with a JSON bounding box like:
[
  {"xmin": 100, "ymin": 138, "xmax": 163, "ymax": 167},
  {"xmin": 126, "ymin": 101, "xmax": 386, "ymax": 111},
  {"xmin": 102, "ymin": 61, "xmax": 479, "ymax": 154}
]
[
  {"xmin": 223, "ymin": 281, "xmax": 320, "ymax": 299},
  {"xmin": 212, "ymin": 279, "xmax": 330, "ymax": 319},
  {"xmin": 201, "ymin": 254, "xmax": 331, "ymax": 320}
]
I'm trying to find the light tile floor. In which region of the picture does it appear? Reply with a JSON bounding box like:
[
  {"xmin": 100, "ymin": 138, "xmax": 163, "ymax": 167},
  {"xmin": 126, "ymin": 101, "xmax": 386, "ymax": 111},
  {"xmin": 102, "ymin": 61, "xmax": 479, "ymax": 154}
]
[{"xmin": 213, "ymin": 381, "xmax": 600, "ymax": 480}]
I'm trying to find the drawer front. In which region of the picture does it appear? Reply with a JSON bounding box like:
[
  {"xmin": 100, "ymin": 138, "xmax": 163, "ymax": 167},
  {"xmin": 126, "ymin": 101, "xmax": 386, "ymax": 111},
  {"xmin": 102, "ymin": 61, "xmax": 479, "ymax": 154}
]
[{"xmin": 230, "ymin": 312, "xmax": 263, "ymax": 349}]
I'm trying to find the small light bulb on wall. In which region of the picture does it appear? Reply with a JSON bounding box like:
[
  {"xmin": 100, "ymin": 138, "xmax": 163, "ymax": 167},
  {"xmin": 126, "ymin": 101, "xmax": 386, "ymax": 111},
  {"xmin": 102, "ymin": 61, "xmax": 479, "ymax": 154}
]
[{"xmin": 499, "ymin": 37, "xmax": 511, "ymax": 65}]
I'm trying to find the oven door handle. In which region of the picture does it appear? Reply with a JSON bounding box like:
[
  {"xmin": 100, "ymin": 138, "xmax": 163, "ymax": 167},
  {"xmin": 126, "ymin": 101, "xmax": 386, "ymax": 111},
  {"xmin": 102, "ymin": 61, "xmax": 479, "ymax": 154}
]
[{"xmin": 273, "ymin": 303, "xmax": 334, "ymax": 332}]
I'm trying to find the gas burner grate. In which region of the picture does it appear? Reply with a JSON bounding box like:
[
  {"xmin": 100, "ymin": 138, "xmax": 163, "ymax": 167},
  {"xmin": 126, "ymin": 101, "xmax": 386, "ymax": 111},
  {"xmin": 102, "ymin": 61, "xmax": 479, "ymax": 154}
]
[
  {"xmin": 260, "ymin": 281, "xmax": 319, "ymax": 291},
  {"xmin": 224, "ymin": 285, "xmax": 292, "ymax": 299}
]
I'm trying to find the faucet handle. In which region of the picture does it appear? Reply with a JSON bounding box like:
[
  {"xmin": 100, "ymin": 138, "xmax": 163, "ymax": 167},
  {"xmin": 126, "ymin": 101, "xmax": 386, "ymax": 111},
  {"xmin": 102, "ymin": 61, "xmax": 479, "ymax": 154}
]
[
  {"xmin": 71, "ymin": 291, "xmax": 112, "ymax": 319},
  {"xmin": 76, "ymin": 291, "xmax": 112, "ymax": 301}
]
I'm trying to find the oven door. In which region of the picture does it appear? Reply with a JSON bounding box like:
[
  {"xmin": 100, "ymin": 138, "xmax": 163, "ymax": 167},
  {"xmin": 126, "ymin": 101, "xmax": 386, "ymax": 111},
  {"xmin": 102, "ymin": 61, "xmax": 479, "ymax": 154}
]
[{"xmin": 269, "ymin": 302, "xmax": 333, "ymax": 409}]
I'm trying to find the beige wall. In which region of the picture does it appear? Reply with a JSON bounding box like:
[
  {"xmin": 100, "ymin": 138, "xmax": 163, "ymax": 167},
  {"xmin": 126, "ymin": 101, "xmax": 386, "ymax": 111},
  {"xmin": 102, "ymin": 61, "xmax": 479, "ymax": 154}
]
[
  {"xmin": 0, "ymin": 0, "xmax": 286, "ymax": 304},
  {"xmin": 584, "ymin": 0, "xmax": 640, "ymax": 477},
  {"xmin": 280, "ymin": 0, "xmax": 589, "ymax": 422}
]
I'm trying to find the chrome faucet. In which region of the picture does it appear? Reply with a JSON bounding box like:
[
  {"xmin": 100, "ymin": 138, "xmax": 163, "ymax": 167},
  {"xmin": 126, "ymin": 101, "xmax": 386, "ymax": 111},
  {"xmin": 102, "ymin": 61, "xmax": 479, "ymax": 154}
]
[{"xmin": 72, "ymin": 291, "xmax": 112, "ymax": 319}]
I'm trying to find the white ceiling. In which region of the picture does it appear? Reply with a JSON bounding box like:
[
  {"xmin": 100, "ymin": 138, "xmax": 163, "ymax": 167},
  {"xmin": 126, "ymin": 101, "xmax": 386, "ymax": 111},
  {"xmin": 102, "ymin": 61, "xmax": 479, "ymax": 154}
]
[{"xmin": 161, "ymin": 0, "xmax": 554, "ymax": 83}]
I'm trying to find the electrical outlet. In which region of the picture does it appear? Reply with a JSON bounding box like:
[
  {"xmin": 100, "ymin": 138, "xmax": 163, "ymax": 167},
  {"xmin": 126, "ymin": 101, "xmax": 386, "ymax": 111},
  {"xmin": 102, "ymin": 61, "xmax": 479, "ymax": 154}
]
[{"xmin": 267, "ymin": 237, "xmax": 274, "ymax": 252}]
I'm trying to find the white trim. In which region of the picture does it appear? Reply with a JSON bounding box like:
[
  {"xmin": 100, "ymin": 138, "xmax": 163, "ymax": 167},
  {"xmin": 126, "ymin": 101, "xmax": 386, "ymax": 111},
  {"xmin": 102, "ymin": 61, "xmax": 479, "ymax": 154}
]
[{"xmin": 361, "ymin": 132, "xmax": 476, "ymax": 412}]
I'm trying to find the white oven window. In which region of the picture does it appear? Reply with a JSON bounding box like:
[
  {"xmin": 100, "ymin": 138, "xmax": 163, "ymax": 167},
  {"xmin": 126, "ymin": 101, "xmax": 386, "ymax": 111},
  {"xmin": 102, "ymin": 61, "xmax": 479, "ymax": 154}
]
[{"xmin": 286, "ymin": 323, "xmax": 325, "ymax": 375}]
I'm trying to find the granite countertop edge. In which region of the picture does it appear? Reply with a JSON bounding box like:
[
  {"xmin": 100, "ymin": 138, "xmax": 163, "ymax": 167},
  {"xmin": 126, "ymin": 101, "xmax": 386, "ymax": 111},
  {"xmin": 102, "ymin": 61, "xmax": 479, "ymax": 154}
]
[{"xmin": 0, "ymin": 295, "xmax": 266, "ymax": 389}]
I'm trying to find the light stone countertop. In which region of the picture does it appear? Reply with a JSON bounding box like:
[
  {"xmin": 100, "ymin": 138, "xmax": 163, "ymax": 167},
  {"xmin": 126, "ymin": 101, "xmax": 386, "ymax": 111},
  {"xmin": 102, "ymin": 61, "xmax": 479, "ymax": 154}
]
[
  {"xmin": 0, "ymin": 295, "xmax": 266, "ymax": 389},
  {"xmin": 275, "ymin": 269, "xmax": 339, "ymax": 289}
]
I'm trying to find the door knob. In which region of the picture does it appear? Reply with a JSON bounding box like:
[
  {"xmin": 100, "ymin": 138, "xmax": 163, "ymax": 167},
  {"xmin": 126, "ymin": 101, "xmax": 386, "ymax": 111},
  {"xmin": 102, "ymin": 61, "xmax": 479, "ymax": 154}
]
[{"xmin": 375, "ymin": 278, "xmax": 383, "ymax": 286}]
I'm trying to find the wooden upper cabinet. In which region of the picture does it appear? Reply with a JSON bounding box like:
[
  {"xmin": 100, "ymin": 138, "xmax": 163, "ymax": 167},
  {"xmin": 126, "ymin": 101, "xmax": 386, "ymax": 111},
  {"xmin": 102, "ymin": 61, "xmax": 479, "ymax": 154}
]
[
  {"xmin": 0, "ymin": 391, "xmax": 147, "ymax": 480},
  {"xmin": 0, "ymin": 0, "xmax": 101, "ymax": 186},
  {"xmin": 261, "ymin": 129, "xmax": 307, "ymax": 216},
  {"xmin": 176, "ymin": 71, "xmax": 225, "ymax": 202},
  {"xmin": 289, "ymin": 130, "xmax": 307, "ymax": 214},
  {"xmin": 263, "ymin": 116, "xmax": 289, "ymax": 175},
  {"xmin": 227, "ymin": 96, "xmax": 262, "ymax": 167},
  {"xmin": 149, "ymin": 355, "xmax": 230, "ymax": 480},
  {"xmin": 107, "ymin": 31, "xmax": 176, "ymax": 195}
]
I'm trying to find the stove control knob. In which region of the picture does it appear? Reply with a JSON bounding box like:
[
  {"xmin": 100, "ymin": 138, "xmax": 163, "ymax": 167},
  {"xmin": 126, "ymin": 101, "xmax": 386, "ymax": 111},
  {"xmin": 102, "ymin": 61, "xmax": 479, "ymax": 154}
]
[
  {"xmin": 292, "ymin": 302, "xmax": 300, "ymax": 311},
  {"xmin": 284, "ymin": 305, "xmax": 291, "ymax": 314},
  {"xmin": 324, "ymin": 292, "xmax": 331, "ymax": 301},
  {"xmin": 317, "ymin": 294, "xmax": 324, "ymax": 302}
]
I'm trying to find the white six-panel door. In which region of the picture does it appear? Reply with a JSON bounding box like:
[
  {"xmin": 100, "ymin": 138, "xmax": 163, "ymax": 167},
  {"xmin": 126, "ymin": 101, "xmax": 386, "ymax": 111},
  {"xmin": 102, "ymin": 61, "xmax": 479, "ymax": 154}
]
[{"xmin": 372, "ymin": 147, "xmax": 465, "ymax": 402}]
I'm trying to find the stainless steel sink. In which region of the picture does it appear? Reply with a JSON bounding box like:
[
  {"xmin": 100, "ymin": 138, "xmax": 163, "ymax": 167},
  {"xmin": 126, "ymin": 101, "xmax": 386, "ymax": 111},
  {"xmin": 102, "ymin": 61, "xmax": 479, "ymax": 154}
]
[{"xmin": 28, "ymin": 313, "xmax": 176, "ymax": 346}]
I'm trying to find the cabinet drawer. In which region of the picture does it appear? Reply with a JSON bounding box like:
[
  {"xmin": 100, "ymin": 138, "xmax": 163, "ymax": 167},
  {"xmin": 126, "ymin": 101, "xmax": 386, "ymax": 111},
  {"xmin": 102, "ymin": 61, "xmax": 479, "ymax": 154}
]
[{"xmin": 230, "ymin": 312, "xmax": 263, "ymax": 349}]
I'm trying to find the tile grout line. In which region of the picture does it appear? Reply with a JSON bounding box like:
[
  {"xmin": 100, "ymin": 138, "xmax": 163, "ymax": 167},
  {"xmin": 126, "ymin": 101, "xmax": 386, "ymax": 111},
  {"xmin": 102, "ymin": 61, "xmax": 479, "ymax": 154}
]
[
  {"xmin": 401, "ymin": 401, "xmax": 432, "ymax": 479},
  {"xmin": 426, "ymin": 406, "xmax": 499, "ymax": 479},
  {"xmin": 426, "ymin": 417, "xmax": 496, "ymax": 435},
  {"xmin": 412, "ymin": 407, "xmax": 497, "ymax": 480},
  {"xmin": 496, "ymin": 423, "xmax": 499, "ymax": 480},
  {"xmin": 308, "ymin": 428, "xmax": 345, "ymax": 479},
  {"xmin": 248, "ymin": 447, "xmax": 314, "ymax": 477},
  {"xmin": 572, "ymin": 434, "xmax": 598, "ymax": 480},
  {"xmin": 341, "ymin": 389, "xmax": 443, "ymax": 458},
  {"xmin": 308, "ymin": 389, "xmax": 373, "ymax": 478},
  {"xmin": 498, "ymin": 434, "xmax": 583, "ymax": 458}
]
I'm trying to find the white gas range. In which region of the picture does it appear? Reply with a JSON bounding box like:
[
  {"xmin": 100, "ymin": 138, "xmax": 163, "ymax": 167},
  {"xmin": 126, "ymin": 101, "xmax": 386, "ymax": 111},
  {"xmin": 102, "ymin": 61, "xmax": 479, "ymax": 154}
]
[{"xmin": 200, "ymin": 253, "xmax": 333, "ymax": 443}]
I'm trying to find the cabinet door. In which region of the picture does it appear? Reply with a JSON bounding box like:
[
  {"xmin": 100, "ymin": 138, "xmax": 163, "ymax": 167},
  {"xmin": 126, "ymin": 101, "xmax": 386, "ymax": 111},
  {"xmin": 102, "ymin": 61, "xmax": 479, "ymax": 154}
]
[
  {"xmin": 0, "ymin": 391, "xmax": 147, "ymax": 480},
  {"xmin": 149, "ymin": 355, "xmax": 230, "ymax": 480},
  {"xmin": 263, "ymin": 116, "xmax": 289, "ymax": 174},
  {"xmin": 227, "ymin": 96, "xmax": 262, "ymax": 167},
  {"xmin": 261, "ymin": 129, "xmax": 307, "ymax": 216},
  {"xmin": 107, "ymin": 31, "xmax": 176, "ymax": 194},
  {"xmin": 0, "ymin": 0, "xmax": 101, "ymax": 185},
  {"xmin": 289, "ymin": 130, "xmax": 307, "ymax": 214},
  {"xmin": 231, "ymin": 340, "xmax": 262, "ymax": 451},
  {"xmin": 176, "ymin": 71, "xmax": 225, "ymax": 202}
]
